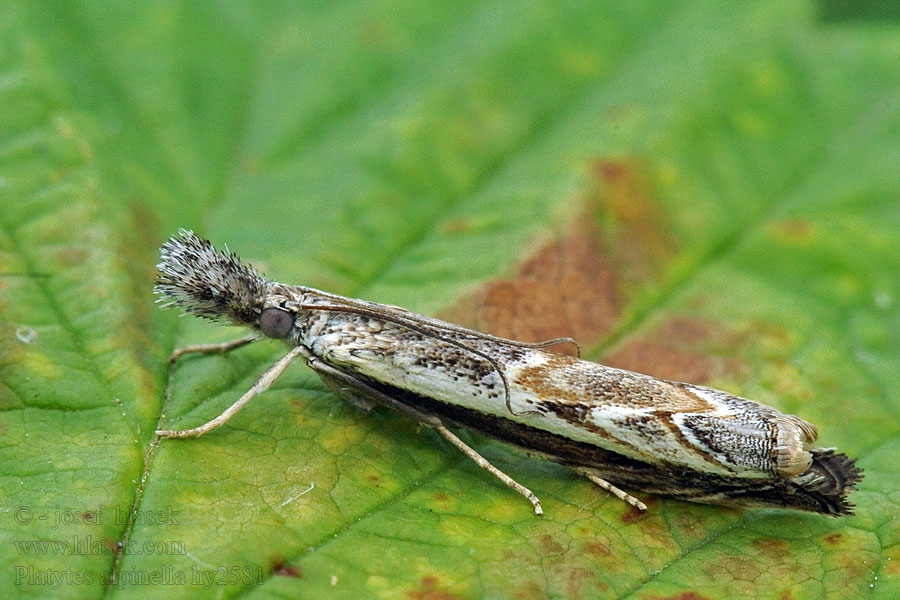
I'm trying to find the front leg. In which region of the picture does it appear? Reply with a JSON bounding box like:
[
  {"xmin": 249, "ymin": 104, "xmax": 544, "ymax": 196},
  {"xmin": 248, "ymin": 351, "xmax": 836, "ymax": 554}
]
[
  {"xmin": 157, "ymin": 345, "xmax": 305, "ymax": 438},
  {"xmin": 167, "ymin": 333, "xmax": 259, "ymax": 363}
]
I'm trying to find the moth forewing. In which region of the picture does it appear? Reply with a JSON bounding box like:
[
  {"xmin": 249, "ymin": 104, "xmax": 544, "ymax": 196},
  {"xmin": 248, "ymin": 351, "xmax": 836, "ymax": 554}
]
[{"xmin": 154, "ymin": 230, "xmax": 863, "ymax": 517}]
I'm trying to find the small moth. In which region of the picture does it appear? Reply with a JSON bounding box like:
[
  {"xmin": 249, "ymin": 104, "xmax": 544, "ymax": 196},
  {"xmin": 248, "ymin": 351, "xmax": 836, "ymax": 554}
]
[{"xmin": 155, "ymin": 230, "xmax": 862, "ymax": 516}]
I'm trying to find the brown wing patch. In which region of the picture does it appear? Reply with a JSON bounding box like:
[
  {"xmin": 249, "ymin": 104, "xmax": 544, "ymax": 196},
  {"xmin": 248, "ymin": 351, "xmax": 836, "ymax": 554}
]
[{"xmin": 515, "ymin": 357, "xmax": 716, "ymax": 413}]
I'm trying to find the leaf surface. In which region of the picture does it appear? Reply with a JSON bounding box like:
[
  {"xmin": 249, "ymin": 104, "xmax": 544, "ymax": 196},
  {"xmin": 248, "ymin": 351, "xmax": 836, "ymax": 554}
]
[{"xmin": 1, "ymin": 2, "xmax": 898, "ymax": 598}]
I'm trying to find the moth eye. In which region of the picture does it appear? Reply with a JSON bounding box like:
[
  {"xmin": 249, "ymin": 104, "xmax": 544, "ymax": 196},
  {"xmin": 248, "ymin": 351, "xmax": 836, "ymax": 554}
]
[{"xmin": 259, "ymin": 307, "xmax": 293, "ymax": 339}]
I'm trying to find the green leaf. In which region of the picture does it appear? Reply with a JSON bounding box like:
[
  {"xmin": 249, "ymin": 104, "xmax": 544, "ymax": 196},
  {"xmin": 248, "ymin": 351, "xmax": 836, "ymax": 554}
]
[{"xmin": 1, "ymin": 1, "xmax": 898, "ymax": 598}]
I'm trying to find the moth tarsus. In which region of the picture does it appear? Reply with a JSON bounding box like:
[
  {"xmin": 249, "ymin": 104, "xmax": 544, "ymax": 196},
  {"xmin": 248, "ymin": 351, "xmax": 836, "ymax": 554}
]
[{"xmin": 155, "ymin": 230, "xmax": 862, "ymax": 517}]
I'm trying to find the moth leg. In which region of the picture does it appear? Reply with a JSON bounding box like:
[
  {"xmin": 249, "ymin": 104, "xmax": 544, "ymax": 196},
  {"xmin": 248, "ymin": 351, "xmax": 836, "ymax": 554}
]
[
  {"xmin": 315, "ymin": 371, "xmax": 377, "ymax": 411},
  {"xmin": 168, "ymin": 333, "xmax": 259, "ymax": 363},
  {"xmin": 429, "ymin": 420, "xmax": 544, "ymax": 515},
  {"xmin": 577, "ymin": 469, "xmax": 647, "ymax": 512},
  {"xmin": 157, "ymin": 345, "xmax": 305, "ymax": 439},
  {"xmin": 302, "ymin": 352, "xmax": 544, "ymax": 515}
]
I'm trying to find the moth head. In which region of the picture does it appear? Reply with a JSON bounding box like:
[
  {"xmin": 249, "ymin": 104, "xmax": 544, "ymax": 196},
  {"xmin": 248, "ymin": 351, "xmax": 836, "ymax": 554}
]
[
  {"xmin": 155, "ymin": 229, "xmax": 269, "ymax": 327},
  {"xmin": 256, "ymin": 284, "xmax": 300, "ymax": 340},
  {"xmin": 258, "ymin": 306, "xmax": 295, "ymax": 339}
]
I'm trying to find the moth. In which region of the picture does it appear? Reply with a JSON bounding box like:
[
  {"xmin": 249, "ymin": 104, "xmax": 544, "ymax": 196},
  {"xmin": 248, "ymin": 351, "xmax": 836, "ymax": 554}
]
[{"xmin": 154, "ymin": 230, "xmax": 862, "ymax": 516}]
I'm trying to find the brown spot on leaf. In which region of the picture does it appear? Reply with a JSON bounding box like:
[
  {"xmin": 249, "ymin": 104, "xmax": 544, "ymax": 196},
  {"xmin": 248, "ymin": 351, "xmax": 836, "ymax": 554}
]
[
  {"xmin": 752, "ymin": 537, "xmax": 789, "ymax": 560},
  {"xmin": 607, "ymin": 341, "xmax": 717, "ymax": 383},
  {"xmin": 406, "ymin": 575, "xmax": 464, "ymax": 600},
  {"xmin": 779, "ymin": 592, "xmax": 796, "ymax": 600},
  {"xmin": 441, "ymin": 157, "xmax": 677, "ymax": 353},
  {"xmin": 441, "ymin": 215, "xmax": 618, "ymax": 349},
  {"xmin": 838, "ymin": 553, "xmax": 870, "ymax": 580},
  {"xmin": 620, "ymin": 504, "xmax": 647, "ymax": 524},
  {"xmin": 655, "ymin": 317, "xmax": 732, "ymax": 346},
  {"xmin": 595, "ymin": 160, "xmax": 628, "ymax": 182},
  {"xmin": 584, "ymin": 540, "xmax": 610, "ymax": 557},
  {"xmin": 539, "ymin": 534, "xmax": 565, "ymax": 555},
  {"xmin": 271, "ymin": 555, "xmax": 302, "ymax": 578},
  {"xmin": 274, "ymin": 564, "xmax": 302, "ymax": 578},
  {"xmin": 606, "ymin": 316, "xmax": 745, "ymax": 385},
  {"xmin": 429, "ymin": 492, "xmax": 450, "ymax": 511},
  {"xmin": 825, "ymin": 532, "xmax": 842, "ymax": 546}
]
